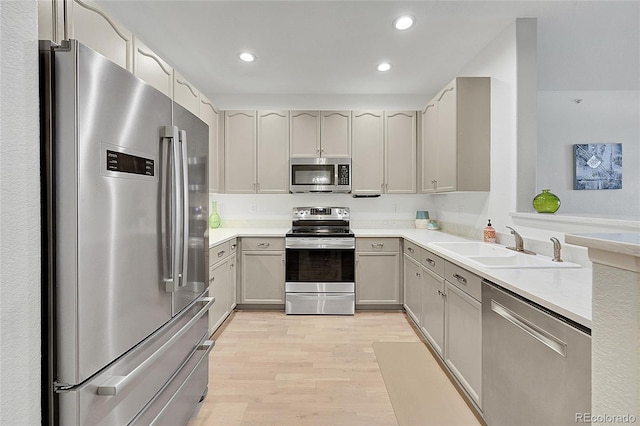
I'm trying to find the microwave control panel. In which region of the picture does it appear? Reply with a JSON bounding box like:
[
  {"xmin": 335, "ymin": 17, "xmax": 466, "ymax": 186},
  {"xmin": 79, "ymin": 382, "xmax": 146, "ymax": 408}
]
[{"xmin": 337, "ymin": 164, "xmax": 350, "ymax": 185}]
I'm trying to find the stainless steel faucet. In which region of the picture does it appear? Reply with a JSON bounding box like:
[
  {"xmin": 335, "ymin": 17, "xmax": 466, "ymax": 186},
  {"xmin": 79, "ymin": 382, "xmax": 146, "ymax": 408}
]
[
  {"xmin": 505, "ymin": 226, "xmax": 536, "ymax": 255},
  {"xmin": 550, "ymin": 237, "xmax": 563, "ymax": 262}
]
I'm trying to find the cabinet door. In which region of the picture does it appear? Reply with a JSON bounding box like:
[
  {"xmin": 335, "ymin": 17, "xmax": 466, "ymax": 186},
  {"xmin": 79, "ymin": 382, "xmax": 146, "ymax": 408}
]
[
  {"xmin": 240, "ymin": 251, "xmax": 285, "ymax": 304},
  {"xmin": 224, "ymin": 111, "xmax": 256, "ymax": 193},
  {"xmin": 208, "ymin": 259, "xmax": 229, "ymax": 335},
  {"xmin": 420, "ymin": 102, "xmax": 438, "ymax": 193},
  {"xmin": 385, "ymin": 111, "xmax": 416, "ymax": 193},
  {"xmin": 290, "ymin": 111, "xmax": 320, "ymax": 157},
  {"xmin": 435, "ymin": 83, "xmax": 457, "ymax": 192},
  {"xmin": 173, "ymin": 70, "xmax": 200, "ymax": 117},
  {"xmin": 132, "ymin": 37, "xmax": 173, "ymax": 98},
  {"xmin": 228, "ymin": 255, "xmax": 237, "ymax": 311},
  {"xmin": 445, "ymin": 281, "xmax": 482, "ymax": 407},
  {"xmin": 257, "ymin": 111, "xmax": 289, "ymax": 193},
  {"xmin": 68, "ymin": 0, "xmax": 133, "ymax": 71},
  {"xmin": 199, "ymin": 97, "xmax": 220, "ymax": 193},
  {"xmin": 420, "ymin": 267, "xmax": 445, "ymax": 357},
  {"xmin": 356, "ymin": 252, "xmax": 400, "ymax": 305},
  {"xmin": 352, "ymin": 111, "xmax": 384, "ymax": 194},
  {"xmin": 320, "ymin": 111, "xmax": 351, "ymax": 158},
  {"xmin": 403, "ymin": 254, "xmax": 422, "ymax": 326}
]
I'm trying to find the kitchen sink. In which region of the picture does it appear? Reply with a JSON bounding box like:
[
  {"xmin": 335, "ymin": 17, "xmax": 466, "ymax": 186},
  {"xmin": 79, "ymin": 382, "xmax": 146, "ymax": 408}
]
[
  {"xmin": 467, "ymin": 255, "xmax": 581, "ymax": 269},
  {"xmin": 431, "ymin": 241, "xmax": 581, "ymax": 269},
  {"xmin": 430, "ymin": 242, "xmax": 513, "ymax": 257}
]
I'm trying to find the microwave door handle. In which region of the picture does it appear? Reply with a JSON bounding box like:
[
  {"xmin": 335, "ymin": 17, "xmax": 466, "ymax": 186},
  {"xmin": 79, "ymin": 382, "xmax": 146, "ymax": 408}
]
[
  {"xmin": 161, "ymin": 126, "xmax": 181, "ymax": 292},
  {"xmin": 179, "ymin": 130, "xmax": 189, "ymax": 287}
]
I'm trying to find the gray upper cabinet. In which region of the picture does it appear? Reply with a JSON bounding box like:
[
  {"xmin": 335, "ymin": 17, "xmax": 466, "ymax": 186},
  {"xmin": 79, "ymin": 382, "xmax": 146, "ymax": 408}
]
[
  {"xmin": 256, "ymin": 111, "xmax": 290, "ymax": 193},
  {"xmin": 224, "ymin": 111, "xmax": 289, "ymax": 194},
  {"xmin": 66, "ymin": 0, "xmax": 133, "ymax": 71},
  {"xmin": 224, "ymin": 111, "xmax": 257, "ymax": 193},
  {"xmin": 290, "ymin": 111, "xmax": 320, "ymax": 157},
  {"xmin": 290, "ymin": 111, "xmax": 351, "ymax": 158},
  {"xmin": 132, "ymin": 37, "xmax": 173, "ymax": 98},
  {"xmin": 199, "ymin": 97, "xmax": 221, "ymax": 193},
  {"xmin": 385, "ymin": 111, "xmax": 417, "ymax": 193},
  {"xmin": 420, "ymin": 77, "xmax": 491, "ymax": 193},
  {"xmin": 352, "ymin": 111, "xmax": 384, "ymax": 194},
  {"xmin": 320, "ymin": 111, "xmax": 351, "ymax": 158},
  {"xmin": 173, "ymin": 70, "xmax": 200, "ymax": 117}
]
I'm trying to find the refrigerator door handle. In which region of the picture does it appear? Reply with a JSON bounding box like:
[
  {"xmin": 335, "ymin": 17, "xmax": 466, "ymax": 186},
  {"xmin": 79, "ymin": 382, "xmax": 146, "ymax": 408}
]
[
  {"xmin": 178, "ymin": 129, "xmax": 189, "ymax": 287},
  {"xmin": 96, "ymin": 296, "xmax": 215, "ymax": 396},
  {"xmin": 162, "ymin": 125, "xmax": 182, "ymax": 292}
]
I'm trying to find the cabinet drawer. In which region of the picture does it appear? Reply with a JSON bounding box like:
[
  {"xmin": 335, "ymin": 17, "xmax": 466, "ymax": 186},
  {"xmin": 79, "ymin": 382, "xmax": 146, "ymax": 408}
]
[
  {"xmin": 444, "ymin": 261, "xmax": 482, "ymax": 301},
  {"xmin": 403, "ymin": 240, "xmax": 424, "ymax": 260},
  {"xmin": 422, "ymin": 249, "xmax": 445, "ymax": 277},
  {"xmin": 356, "ymin": 238, "xmax": 399, "ymax": 253},
  {"xmin": 241, "ymin": 237, "xmax": 285, "ymax": 251},
  {"xmin": 209, "ymin": 240, "xmax": 231, "ymax": 265}
]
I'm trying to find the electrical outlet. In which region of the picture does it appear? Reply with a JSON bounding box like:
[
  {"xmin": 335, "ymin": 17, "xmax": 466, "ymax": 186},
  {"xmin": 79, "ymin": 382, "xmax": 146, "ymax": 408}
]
[
  {"xmin": 250, "ymin": 202, "xmax": 257, "ymax": 213},
  {"xmin": 393, "ymin": 204, "xmax": 399, "ymax": 213}
]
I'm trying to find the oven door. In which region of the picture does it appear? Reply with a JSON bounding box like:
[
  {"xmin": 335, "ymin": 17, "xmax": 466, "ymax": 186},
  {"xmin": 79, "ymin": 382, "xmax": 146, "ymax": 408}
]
[{"xmin": 285, "ymin": 247, "xmax": 355, "ymax": 284}]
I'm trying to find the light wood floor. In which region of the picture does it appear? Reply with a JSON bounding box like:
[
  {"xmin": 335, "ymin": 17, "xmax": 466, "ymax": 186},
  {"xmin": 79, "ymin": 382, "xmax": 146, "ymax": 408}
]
[{"xmin": 189, "ymin": 311, "xmax": 479, "ymax": 426}]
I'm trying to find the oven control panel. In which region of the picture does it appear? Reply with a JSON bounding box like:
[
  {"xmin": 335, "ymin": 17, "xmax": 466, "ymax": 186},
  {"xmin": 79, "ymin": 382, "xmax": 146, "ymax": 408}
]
[{"xmin": 292, "ymin": 207, "xmax": 349, "ymax": 220}]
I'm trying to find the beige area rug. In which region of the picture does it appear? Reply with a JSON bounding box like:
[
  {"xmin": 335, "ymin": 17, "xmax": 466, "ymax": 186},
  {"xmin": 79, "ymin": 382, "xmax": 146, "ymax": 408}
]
[{"xmin": 373, "ymin": 342, "xmax": 481, "ymax": 426}]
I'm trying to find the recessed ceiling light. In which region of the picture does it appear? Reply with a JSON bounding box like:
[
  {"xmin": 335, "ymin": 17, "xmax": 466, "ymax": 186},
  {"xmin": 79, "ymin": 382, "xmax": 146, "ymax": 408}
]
[
  {"xmin": 377, "ymin": 62, "xmax": 392, "ymax": 72},
  {"xmin": 238, "ymin": 52, "xmax": 256, "ymax": 62},
  {"xmin": 393, "ymin": 15, "xmax": 415, "ymax": 30}
]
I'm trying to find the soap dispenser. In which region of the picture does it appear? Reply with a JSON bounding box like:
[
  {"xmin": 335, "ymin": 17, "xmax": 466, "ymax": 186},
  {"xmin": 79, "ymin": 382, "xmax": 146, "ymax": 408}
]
[{"xmin": 484, "ymin": 219, "xmax": 496, "ymax": 243}]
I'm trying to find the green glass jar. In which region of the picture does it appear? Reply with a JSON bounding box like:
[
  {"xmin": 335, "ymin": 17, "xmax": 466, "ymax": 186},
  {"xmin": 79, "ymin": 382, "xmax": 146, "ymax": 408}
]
[
  {"xmin": 208, "ymin": 201, "xmax": 221, "ymax": 228},
  {"xmin": 532, "ymin": 189, "xmax": 561, "ymax": 213}
]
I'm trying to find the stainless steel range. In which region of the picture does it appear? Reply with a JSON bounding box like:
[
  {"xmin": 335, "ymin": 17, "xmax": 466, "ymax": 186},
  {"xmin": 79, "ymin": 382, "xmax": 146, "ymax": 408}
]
[{"xmin": 285, "ymin": 207, "xmax": 355, "ymax": 315}]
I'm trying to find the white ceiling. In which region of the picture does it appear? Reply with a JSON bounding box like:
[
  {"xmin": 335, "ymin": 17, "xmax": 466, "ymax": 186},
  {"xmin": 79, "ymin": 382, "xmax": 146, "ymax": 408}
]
[{"xmin": 97, "ymin": 1, "xmax": 639, "ymax": 110}]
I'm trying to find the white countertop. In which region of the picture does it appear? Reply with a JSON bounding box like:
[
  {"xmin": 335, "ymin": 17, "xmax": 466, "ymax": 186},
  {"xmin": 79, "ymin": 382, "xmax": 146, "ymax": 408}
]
[
  {"xmin": 208, "ymin": 227, "xmax": 592, "ymax": 328},
  {"xmin": 565, "ymin": 233, "xmax": 640, "ymax": 257}
]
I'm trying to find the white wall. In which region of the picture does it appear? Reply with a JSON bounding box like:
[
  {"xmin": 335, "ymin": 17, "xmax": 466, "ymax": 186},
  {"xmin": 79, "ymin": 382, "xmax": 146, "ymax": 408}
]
[
  {"xmin": 426, "ymin": 20, "xmax": 519, "ymax": 238},
  {"xmin": 538, "ymin": 90, "xmax": 640, "ymax": 219},
  {"xmin": 0, "ymin": 1, "xmax": 42, "ymax": 424}
]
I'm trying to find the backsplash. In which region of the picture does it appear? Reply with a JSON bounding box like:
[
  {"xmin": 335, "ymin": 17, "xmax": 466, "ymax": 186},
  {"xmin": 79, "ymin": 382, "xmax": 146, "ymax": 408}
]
[{"xmin": 208, "ymin": 193, "xmax": 591, "ymax": 267}]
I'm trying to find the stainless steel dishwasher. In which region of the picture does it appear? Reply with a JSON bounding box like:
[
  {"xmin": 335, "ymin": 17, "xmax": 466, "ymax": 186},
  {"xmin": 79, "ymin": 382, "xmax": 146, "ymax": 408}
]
[{"xmin": 482, "ymin": 280, "xmax": 591, "ymax": 426}]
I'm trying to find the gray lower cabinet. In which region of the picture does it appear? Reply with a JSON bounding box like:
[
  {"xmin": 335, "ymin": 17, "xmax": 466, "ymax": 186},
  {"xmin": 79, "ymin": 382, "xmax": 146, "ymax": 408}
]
[
  {"xmin": 420, "ymin": 267, "xmax": 445, "ymax": 357},
  {"xmin": 403, "ymin": 254, "xmax": 422, "ymax": 325},
  {"xmin": 402, "ymin": 240, "xmax": 482, "ymax": 410},
  {"xmin": 208, "ymin": 238, "xmax": 237, "ymax": 335},
  {"xmin": 356, "ymin": 238, "xmax": 401, "ymax": 306},
  {"xmin": 444, "ymin": 261, "xmax": 483, "ymax": 408},
  {"xmin": 239, "ymin": 237, "xmax": 285, "ymax": 304}
]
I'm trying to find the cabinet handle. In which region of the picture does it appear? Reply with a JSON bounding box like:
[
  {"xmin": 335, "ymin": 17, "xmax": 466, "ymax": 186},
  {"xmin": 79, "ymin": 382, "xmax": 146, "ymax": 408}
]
[
  {"xmin": 209, "ymin": 277, "xmax": 215, "ymax": 282},
  {"xmin": 218, "ymin": 250, "xmax": 225, "ymax": 257},
  {"xmin": 257, "ymin": 242, "xmax": 270, "ymax": 248},
  {"xmin": 372, "ymin": 242, "xmax": 384, "ymax": 248},
  {"xmin": 407, "ymin": 247, "xmax": 414, "ymax": 253},
  {"xmin": 426, "ymin": 258, "xmax": 436, "ymax": 266},
  {"xmin": 453, "ymin": 273, "xmax": 467, "ymax": 285},
  {"xmin": 416, "ymin": 272, "xmax": 421, "ymax": 278},
  {"xmin": 231, "ymin": 244, "xmax": 237, "ymax": 250}
]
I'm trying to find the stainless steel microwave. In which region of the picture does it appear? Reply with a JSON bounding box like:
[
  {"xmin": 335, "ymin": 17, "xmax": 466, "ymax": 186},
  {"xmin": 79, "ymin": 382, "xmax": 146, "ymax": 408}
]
[{"xmin": 290, "ymin": 157, "xmax": 351, "ymax": 193}]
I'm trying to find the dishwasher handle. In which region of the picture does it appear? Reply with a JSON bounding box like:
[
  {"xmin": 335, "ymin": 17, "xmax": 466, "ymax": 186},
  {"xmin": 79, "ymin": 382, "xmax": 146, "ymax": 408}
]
[{"xmin": 491, "ymin": 299, "xmax": 567, "ymax": 357}]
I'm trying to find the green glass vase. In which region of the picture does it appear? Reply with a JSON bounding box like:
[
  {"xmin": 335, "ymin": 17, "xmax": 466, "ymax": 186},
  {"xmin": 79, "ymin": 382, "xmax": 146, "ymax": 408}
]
[
  {"xmin": 532, "ymin": 189, "xmax": 561, "ymax": 213},
  {"xmin": 208, "ymin": 201, "xmax": 221, "ymax": 228}
]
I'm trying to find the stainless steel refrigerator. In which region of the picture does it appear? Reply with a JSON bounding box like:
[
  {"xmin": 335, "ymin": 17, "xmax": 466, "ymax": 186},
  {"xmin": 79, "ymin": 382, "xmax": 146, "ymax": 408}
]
[{"xmin": 40, "ymin": 40, "xmax": 212, "ymax": 425}]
